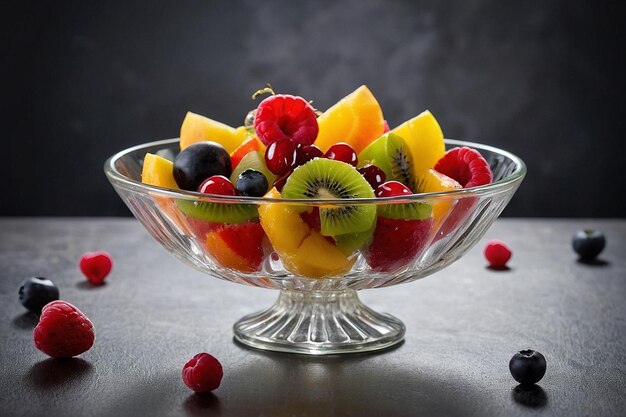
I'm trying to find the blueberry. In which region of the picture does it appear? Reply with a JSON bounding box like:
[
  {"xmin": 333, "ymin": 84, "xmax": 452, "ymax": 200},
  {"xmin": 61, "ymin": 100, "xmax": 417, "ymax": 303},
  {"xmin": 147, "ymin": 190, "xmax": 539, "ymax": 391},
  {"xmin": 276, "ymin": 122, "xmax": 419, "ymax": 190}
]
[
  {"xmin": 19, "ymin": 277, "xmax": 60, "ymax": 313},
  {"xmin": 236, "ymin": 169, "xmax": 269, "ymax": 197},
  {"xmin": 572, "ymin": 229, "xmax": 605, "ymax": 260},
  {"xmin": 509, "ymin": 349, "xmax": 547, "ymax": 385},
  {"xmin": 173, "ymin": 141, "xmax": 232, "ymax": 191}
]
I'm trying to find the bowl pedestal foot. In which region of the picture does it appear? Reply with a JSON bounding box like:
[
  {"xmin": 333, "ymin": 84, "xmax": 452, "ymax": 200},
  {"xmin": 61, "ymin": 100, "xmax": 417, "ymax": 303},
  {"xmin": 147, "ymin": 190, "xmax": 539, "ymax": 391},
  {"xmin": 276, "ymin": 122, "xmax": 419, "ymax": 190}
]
[{"xmin": 233, "ymin": 289, "xmax": 405, "ymax": 355}]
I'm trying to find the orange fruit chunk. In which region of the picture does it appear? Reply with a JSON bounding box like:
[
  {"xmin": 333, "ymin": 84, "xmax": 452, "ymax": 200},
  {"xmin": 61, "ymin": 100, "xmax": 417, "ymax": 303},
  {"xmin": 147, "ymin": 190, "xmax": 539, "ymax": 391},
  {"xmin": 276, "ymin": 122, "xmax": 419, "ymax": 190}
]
[
  {"xmin": 180, "ymin": 111, "xmax": 247, "ymax": 153},
  {"xmin": 417, "ymin": 168, "xmax": 462, "ymax": 230},
  {"xmin": 314, "ymin": 85, "xmax": 385, "ymax": 154},
  {"xmin": 230, "ymin": 136, "xmax": 265, "ymax": 170},
  {"xmin": 390, "ymin": 110, "xmax": 445, "ymax": 181}
]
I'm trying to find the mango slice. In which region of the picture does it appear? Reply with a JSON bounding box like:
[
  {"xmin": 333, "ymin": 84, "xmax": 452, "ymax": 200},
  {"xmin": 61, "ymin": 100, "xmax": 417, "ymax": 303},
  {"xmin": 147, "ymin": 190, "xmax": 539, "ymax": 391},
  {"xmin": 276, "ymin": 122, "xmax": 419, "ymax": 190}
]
[{"xmin": 180, "ymin": 111, "xmax": 247, "ymax": 153}]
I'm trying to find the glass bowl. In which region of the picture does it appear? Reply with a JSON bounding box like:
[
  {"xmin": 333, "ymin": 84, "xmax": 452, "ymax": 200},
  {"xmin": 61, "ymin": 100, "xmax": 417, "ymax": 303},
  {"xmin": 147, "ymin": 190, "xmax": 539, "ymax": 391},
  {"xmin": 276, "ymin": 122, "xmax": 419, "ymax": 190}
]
[{"xmin": 105, "ymin": 138, "xmax": 525, "ymax": 355}]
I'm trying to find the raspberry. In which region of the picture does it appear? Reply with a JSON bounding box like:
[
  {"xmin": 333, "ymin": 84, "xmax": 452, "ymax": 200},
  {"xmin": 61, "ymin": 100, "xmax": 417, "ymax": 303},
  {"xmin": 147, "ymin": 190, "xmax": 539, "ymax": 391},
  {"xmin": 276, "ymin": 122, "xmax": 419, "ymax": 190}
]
[
  {"xmin": 434, "ymin": 147, "xmax": 493, "ymax": 188},
  {"xmin": 254, "ymin": 94, "xmax": 319, "ymax": 146},
  {"xmin": 79, "ymin": 251, "xmax": 113, "ymax": 285},
  {"xmin": 182, "ymin": 353, "xmax": 223, "ymax": 393},
  {"xmin": 484, "ymin": 239, "xmax": 512, "ymax": 269},
  {"xmin": 34, "ymin": 301, "xmax": 95, "ymax": 358}
]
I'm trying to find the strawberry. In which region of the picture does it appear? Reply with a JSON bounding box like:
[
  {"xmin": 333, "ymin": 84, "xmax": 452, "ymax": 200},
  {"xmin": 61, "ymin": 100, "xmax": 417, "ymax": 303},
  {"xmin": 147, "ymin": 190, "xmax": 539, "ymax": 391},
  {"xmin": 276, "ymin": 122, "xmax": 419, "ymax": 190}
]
[
  {"xmin": 434, "ymin": 146, "xmax": 493, "ymax": 188},
  {"xmin": 254, "ymin": 95, "xmax": 318, "ymax": 146},
  {"xmin": 364, "ymin": 216, "xmax": 434, "ymax": 272},
  {"xmin": 217, "ymin": 222, "xmax": 266, "ymax": 269},
  {"xmin": 34, "ymin": 301, "xmax": 95, "ymax": 358}
]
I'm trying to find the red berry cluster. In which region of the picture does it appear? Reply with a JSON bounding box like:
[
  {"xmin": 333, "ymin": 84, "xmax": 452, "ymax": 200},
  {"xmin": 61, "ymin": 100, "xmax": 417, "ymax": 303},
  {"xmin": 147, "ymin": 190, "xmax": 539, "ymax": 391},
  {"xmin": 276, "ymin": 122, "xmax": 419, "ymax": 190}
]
[{"xmin": 252, "ymin": 93, "xmax": 375, "ymax": 191}]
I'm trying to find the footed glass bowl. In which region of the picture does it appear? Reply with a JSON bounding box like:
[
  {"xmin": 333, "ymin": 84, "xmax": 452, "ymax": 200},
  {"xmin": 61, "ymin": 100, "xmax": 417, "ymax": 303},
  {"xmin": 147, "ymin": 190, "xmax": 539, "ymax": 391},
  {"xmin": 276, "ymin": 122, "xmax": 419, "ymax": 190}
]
[{"xmin": 105, "ymin": 138, "xmax": 525, "ymax": 355}]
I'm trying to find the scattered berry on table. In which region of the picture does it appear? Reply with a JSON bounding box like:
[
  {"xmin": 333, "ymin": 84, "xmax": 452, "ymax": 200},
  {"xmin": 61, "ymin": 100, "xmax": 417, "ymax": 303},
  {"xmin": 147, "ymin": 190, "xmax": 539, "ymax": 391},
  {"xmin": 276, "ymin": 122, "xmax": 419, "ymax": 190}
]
[
  {"xmin": 375, "ymin": 181, "xmax": 412, "ymax": 198},
  {"xmin": 236, "ymin": 169, "xmax": 269, "ymax": 197},
  {"xmin": 79, "ymin": 251, "xmax": 113, "ymax": 285},
  {"xmin": 253, "ymin": 94, "xmax": 318, "ymax": 146},
  {"xmin": 358, "ymin": 164, "xmax": 387, "ymax": 189},
  {"xmin": 198, "ymin": 175, "xmax": 238, "ymax": 196},
  {"xmin": 509, "ymin": 349, "xmax": 547, "ymax": 385},
  {"xmin": 265, "ymin": 139, "xmax": 297, "ymax": 176},
  {"xmin": 484, "ymin": 239, "xmax": 512, "ymax": 269},
  {"xmin": 34, "ymin": 300, "xmax": 95, "ymax": 358},
  {"xmin": 18, "ymin": 277, "xmax": 60, "ymax": 313},
  {"xmin": 173, "ymin": 141, "xmax": 232, "ymax": 191},
  {"xmin": 324, "ymin": 143, "xmax": 358, "ymax": 167},
  {"xmin": 182, "ymin": 353, "xmax": 224, "ymax": 393},
  {"xmin": 572, "ymin": 229, "xmax": 606, "ymax": 260}
]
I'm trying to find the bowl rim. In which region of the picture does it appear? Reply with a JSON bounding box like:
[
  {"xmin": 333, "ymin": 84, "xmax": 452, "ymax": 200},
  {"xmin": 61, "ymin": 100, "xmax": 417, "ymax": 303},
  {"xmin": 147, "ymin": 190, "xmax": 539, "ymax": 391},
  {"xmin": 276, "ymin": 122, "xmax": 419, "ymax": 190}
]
[{"xmin": 104, "ymin": 138, "xmax": 526, "ymax": 204}]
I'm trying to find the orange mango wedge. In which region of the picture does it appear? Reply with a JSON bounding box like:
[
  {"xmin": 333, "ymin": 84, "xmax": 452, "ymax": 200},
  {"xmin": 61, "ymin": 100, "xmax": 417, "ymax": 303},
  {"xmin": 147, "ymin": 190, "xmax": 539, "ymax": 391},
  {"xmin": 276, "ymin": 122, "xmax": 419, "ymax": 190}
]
[
  {"xmin": 180, "ymin": 111, "xmax": 248, "ymax": 153},
  {"xmin": 314, "ymin": 85, "xmax": 385, "ymax": 154}
]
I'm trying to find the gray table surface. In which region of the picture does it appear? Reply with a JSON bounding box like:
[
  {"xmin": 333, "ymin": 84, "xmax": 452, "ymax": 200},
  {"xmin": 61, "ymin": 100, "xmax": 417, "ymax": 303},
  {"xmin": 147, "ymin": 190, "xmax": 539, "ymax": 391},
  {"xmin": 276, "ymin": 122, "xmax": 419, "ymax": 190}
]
[{"xmin": 0, "ymin": 218, "xmax": 624, "ymax": 417}]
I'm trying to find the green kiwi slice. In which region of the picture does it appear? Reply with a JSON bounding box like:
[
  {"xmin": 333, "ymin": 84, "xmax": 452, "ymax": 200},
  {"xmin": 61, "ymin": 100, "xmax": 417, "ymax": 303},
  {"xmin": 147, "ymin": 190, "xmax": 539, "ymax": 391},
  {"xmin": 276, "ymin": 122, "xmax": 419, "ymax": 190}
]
[
  {"xmin": 334, "ymin": 220, "xmax": 376, "ymax": 255},
  {"xmin": 281, "ymin": 158, "xmax": 376, "ymax": 237},
  {"xmin": 175, "ymin": 199, "xmax": 259, "ymax": 224},
  {"xmin": 359, "ymin": 133, "xmax": 417, "ymax": 191},
  {"xmin": 377, "ymin": 199, "xmax": 432, "ymax": 221},
  {"xmin": 230, "ymin": 150, "xmax": 276, "ymax": 194}
]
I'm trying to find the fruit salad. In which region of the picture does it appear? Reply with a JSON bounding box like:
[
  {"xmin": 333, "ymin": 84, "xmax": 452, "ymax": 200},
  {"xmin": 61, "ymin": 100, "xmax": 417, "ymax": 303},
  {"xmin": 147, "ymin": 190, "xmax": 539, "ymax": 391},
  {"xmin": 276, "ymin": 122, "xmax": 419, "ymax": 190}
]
[{"xmin": 140, "ymin": 85, "xmax": 493, "ymax": 278}]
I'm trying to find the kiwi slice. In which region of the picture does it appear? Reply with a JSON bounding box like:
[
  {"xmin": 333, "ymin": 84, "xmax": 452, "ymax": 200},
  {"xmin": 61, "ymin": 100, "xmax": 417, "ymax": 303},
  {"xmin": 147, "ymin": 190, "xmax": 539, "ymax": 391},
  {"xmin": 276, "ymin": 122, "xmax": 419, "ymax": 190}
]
[
  {"xmin": 377, "ymin": 199, "xmax": 432, "ymax": 221},
  {"xmin": 359, "ymin": 133, "xmax": 417, "ymax": 191},
  {"xmin": 175, "ymin": 199, "xmax": 259, "ymax": 224},
  {"xmin": 230, "ymin": 150, "xmax": 276, "ymax": 193},
  {"xmin": 334, "ymin": 220, "xmax": 376, "ymax": 255},
  {"xmin": 281, "ymin": 158, "xmax": 376, "ymax": 236}
]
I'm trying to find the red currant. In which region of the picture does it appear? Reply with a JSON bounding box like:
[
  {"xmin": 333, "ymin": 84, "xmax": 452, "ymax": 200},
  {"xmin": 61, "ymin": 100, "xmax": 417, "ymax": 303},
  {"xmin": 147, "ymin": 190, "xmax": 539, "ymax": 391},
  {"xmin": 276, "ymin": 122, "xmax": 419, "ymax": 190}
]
[
  {"xmin": 324, "ymin": 143, "xmax": 358, "ymax": 167},
  {"xmin": 296, "ymin": 144, "xmax": 324, "ymax": 166},
  {"xmin": 375, "ymin": 181, "xmax": 412, "ymax": 198},
  {"xmin": 265, "ymin": 139, "xmax": 297, "ymax": 176},
  {"xmin": 357, "ymin": 164, "xmax": 387, "ymax": 189},
  {"xmin": 273, "ymin": 169, "xmax": 293, "ymax": 192},
  {"xmin": 484, "ymin": 239, "xmax": 512, "ymax": 269},
  {"xmin": 197, "ymin": 175, "xmax": 237, "ymax": 196}
]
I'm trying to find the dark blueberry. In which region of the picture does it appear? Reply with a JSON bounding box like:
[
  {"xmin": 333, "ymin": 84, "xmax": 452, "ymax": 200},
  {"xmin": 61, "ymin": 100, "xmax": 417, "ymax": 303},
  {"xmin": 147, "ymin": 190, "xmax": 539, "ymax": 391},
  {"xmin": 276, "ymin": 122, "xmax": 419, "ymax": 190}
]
[
  {"xmin": 173, "ymin": 141, "xmax": 232, "ymax": 191},
  {"xmin": 572, "ymin": 229, "xmax": 605, "ymax": 260},
  {"xmin": 509, "ymin": 349, "xmax": 547, "ymax": 385},
  {"xmin": 236, "ymin": 169, "xmax": 269, "ymax": 197},
  {"xmin": 19, "ymin": 277, "xmax": 60, "ymax": 313}
]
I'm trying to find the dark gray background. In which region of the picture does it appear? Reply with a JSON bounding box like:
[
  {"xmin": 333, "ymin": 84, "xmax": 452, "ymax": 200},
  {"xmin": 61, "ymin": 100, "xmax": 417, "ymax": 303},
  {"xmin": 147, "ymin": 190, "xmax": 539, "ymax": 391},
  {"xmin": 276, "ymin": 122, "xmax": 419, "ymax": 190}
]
[{"xmin": 2, "ymin": 0, "xmax": 624, "ymax": 217}]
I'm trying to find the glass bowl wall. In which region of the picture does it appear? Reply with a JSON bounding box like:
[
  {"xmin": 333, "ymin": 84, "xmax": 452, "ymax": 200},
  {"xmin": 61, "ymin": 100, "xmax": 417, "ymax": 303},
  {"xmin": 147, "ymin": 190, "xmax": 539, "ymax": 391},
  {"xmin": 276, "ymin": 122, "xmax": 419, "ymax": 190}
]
[{"xmin": 105, "ymin": 138, "xmax": 525, "ymax": 354}]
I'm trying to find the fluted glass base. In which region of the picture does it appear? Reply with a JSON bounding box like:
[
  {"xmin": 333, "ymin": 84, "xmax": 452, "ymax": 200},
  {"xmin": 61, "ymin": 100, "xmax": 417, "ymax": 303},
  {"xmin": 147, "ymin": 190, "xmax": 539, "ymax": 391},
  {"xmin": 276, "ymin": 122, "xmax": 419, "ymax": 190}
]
[{"xmin": 233, "ymin": 290, "xmax": 405, "ymax": 355}]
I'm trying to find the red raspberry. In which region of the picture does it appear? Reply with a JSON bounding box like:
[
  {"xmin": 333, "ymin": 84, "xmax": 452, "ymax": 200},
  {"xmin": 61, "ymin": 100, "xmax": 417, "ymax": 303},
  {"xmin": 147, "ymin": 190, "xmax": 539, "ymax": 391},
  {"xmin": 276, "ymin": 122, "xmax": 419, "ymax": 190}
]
[
  {"xmin": 79, "ymin": 251, "xmax": 113, "ymax": 285},
  {"xmin": 434, "ymin": 147, "xmax": 493, "ymax": 188},
  {"xmin": 254, "ymin": 94, "xmax": 319, "ymax": 146},
  {"xmin": 182, "ymin": 353, "xmax": 223, "ymax": 393},
  {"xmin": 34, "ymin": 301, "xmax": 95, "ymax": 358},
  {"xmin": 484, "ymin": 239, "xmax": 512, "ymax": 269}
]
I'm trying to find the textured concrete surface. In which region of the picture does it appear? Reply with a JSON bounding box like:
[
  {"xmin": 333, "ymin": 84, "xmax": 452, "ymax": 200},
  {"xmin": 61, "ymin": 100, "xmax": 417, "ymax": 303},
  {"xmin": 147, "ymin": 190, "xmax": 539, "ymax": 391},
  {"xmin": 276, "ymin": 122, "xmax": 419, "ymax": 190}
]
[{"xmin": 0, "ymin": 218, "xmax": 625, "ymax": 416}]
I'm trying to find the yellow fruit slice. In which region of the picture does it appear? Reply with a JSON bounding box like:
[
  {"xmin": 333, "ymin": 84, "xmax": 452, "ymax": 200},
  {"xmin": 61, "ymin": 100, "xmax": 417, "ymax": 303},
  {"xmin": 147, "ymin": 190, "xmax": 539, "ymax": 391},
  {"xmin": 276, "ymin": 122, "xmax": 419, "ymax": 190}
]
[
  {"xmin": 417, "ymin": 168, "xmax": 462, "ymax": 229},
  {"xmin": 314, "ymin": 85, "xmax": 385, "ymax": 154},
  {"xmin": 390, "ymin": 110, "xmax": 445, "ymax": 180},
  {"xmin": 141, "ymin": 153, "xmax": 190, "ymax": 232},
  {"xmin": 259, "ymin": 188, "xmax": 353, "ymax": 278},
  {"xmin": 180, "ymin": 111, "xmax": 248, "ymax": 153},
  {"xmin": 258, "ymin": 189, "xmax": 310, "ymax": 253},
  {"xmin": 141, "ymin": 153, "xmax": 178, "ymax": 189}
]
